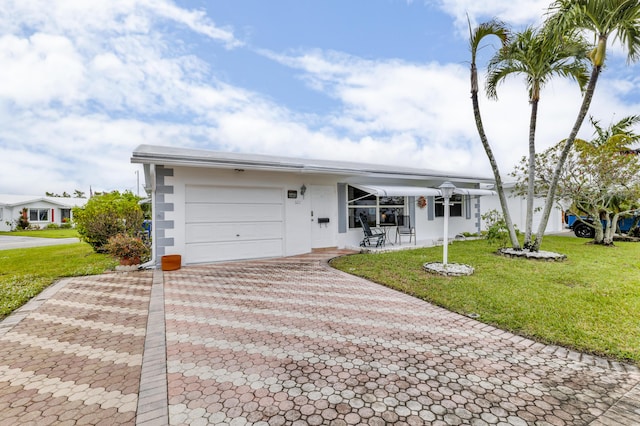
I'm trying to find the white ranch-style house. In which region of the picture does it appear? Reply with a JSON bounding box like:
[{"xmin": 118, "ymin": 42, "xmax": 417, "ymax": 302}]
[
  {"xmin": 131, "ymin": 145, "xmax": 565, "ymax": 266},
  {"xmin": 0, "ymin": 195, "xmax": 87, "ymax": 232}
]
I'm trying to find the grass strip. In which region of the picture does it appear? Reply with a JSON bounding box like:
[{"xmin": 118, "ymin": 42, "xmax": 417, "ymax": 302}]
[{"xmin": 0, "ymin": 229, "xmax": 79, "ymax": 239}]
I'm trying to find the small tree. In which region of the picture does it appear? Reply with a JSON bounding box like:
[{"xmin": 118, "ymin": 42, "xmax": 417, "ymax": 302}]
[
  {"xmin": 513, "ymin": 127, "xmax": 640, "ymax": 245},
  {"xmin": 73, "ymin": 191, "xmax": 145, "ymax": 252}
]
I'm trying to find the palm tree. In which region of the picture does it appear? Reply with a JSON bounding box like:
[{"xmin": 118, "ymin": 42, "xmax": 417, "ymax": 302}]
[
  {"xmin": 532, "ymin": 0, "xmax": 640, "ymax": 251},
  {"xmin": 589, "ymin": 114, "xmax": 640, "ymax": 148},
  {"xmin": 469, "ymin": 20, "xmax": 521, "ymax": 250},
  {"xmin": 485, "ymin": 26, "xmax": 590, "ymax": 249}
]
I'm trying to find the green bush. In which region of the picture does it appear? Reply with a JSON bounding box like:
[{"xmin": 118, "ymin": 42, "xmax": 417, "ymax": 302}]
[
  {"xmin": 46, "ymin": 223, "xmax": 60, "ymax": 230},
  {"xmin": 60, "ymin": 222, "xmax": 72, "ymax": 229},
  {"xmin": 15, "ymin": 208, "xmax": 29, "ymax": 230},
  {"xmin": 481, "ymin": 209, "xmax": 519, "ymax": 248},
  {"xmin": 73, "ymin": 191, "xmax": 145, "ymax": 252}
]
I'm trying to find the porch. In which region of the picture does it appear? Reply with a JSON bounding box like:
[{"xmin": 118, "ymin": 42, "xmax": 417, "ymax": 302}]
[{"xmin": 351, "ymin": 234, "xmax": 474, "ymax": 254}]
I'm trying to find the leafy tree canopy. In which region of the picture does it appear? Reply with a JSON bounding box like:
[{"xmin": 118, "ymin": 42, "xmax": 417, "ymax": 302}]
[
  {"xmin": 512, "ymin": 116, "xmax": 640, "ymax": 245},
  {"xmin": 72, "ymin": 191, "xmax": 145, "ymax": 252}
]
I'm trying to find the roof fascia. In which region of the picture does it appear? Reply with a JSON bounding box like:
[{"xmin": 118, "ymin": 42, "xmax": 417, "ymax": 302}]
[{"xmin": 131, "ymin": 147, "xmax": 494, "ymax": 184}]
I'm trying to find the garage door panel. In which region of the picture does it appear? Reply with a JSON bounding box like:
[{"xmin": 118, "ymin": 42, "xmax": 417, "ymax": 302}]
[
  {"xmin": 186, "ymin": 240, "xmax": 283, "ymax": 263},
  {"xmin": 186, "ymin": 185, "xmax": 283, "ymax": 204},
  {"xmin": 184, "ymin": 185, "xmax": 285, "ymax": 263},
  {"xmin": 186, "ymin": 203, "xmax": 283, "ymax": 223},
  {"xmin": 186, "ymin": 222, "xmax": 283, "ymax": 243}
]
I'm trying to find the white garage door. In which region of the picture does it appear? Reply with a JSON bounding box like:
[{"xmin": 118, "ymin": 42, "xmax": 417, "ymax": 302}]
[{"xmin": 185, "ymin": 185, "xmax": 284, "ymax": 263}]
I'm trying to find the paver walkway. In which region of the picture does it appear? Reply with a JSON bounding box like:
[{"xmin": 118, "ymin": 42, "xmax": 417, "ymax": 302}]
[
  {"xmin": 0, "ymin": 272, "xmax": 152, "ymax": 425},
  {"xmin": 0, "ymin": 250, "xmax": 638, "ymax": 425}
]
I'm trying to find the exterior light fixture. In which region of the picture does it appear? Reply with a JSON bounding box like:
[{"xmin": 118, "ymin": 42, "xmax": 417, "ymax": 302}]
[
  {"xmin": 300, "ymin": 184, "xmax": 307, "ymax": 197},
  {"xmin": 438, "ymin": 181, "xmax": 456, "ymax": 267}
]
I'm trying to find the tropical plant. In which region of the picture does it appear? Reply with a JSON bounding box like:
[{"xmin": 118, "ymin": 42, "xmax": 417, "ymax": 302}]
[
  {"xmin": 468, "ymin": 19, "xmax": 521, "ymax": 250},
  {"xmin": 532, "ymin": 0, "xmax": 640, "ymax": 251},
  {"xmin": 589, "ymin": 114, "xmax": 640, "ymax": 148},
  {"xmin": 73, "ymin": 191, "xmax": 145, "ymax": 252},
  {"xmin": 486, "ymin": 25, "xmax": 590, "ymax": 249}
]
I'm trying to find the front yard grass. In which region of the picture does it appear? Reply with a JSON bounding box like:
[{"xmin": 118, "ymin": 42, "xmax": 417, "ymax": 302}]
[
  {"xmin": 0, "ymin": 229, "xmax": 79, "ymax": 238},
  {"xmin": 330, "ymin": 236, "xmax": 640, "ymax": 365},
  {"xmin": 0, "ymin": 243, "xmax": 116, "ymax": 319}
]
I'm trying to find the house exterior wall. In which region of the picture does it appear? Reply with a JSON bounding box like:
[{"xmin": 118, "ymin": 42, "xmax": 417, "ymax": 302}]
[
  {"xmin": 0, "ymin": 200, "xmax": 81, "ymax": 231},
  {"xmin": 154, "ymin": 165, "xmax": 342, "ymax": 264},
  {"xmin": 153, "ymin": 165, "xmax": 487, "ymax": 264},
  {"xmin": 480, "ymin": 189, "xmax": 564, "ymax": 235}
]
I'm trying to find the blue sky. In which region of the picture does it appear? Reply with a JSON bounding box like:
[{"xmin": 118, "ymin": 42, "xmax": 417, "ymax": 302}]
[{"xmin": 1, "ymin": 0, "xmax": 639, "ymax": 196}]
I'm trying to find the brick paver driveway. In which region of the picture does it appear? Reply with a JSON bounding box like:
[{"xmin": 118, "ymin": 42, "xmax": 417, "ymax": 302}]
[{"xmin": 0, "ymin": 250, "xmax": 638, "ymax": 425}]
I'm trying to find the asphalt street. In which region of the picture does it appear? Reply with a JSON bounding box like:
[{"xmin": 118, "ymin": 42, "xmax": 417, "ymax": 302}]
[{"xmin": 0, "ymin": 235, "xmax": 80, "ymax": 251}]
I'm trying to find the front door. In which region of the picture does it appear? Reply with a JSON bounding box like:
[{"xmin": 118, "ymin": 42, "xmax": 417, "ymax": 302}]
[{"xmin": 310, "ymin": 185, "xmax": 336, "ymax": 249}]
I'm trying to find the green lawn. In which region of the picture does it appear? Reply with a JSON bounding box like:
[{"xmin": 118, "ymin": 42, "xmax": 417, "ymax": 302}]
[
  {"xmin": 0, "ymin": 243, "xmax": 117, "ymax": 319},
  {"xmin": 330, "ymin": 236, "xmax": 640, "ymax": 365},
  {"xmin": 0, "ymin": 229, "xmax": 79, "ymax": 238}
]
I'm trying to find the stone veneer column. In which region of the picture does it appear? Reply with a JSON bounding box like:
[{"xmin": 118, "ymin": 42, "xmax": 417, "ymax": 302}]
[{"xmin": 154, "ymin": 166, "xmax": 174, "ymax": 263}]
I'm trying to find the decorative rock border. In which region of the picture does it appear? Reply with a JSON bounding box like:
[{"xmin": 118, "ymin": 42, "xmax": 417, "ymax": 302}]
[
  {"xmin": 499, "ymin": 248, "xmax": 567, "ymax": 261},
  {"xmin": 423, "ymin": 262, "xmax": 475, "ymax": 276},
  {"xmin": 115, "ymin": 264, "xmax": 142, "ymax": 272}
]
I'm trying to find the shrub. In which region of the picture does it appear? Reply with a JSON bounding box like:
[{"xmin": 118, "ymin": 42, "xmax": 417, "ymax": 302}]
[
  {"xmin": 46, "ymin": 223, "xmax": 60, "ymax": 230},
  {"xmin": 15, "ymin": 208, "xmax": 29, "ymax": 230},
  {"xmin": 73, "ymin": 191, "xmax": 145, "ymax": 252},
  {"xmin": 482, "ymin": 209, "xmax": 519, "ymax": 248},
  {"xmin": 104, "ymin": 233, "xmax": 150, "ymax": 263},
  {"xmin": 60, "ymin": 222, "xmax": 72, "ymax": 229}
]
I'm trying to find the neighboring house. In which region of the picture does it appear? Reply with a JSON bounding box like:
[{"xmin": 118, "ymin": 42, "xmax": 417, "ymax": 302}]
[
  {"xmin": 132, "ymin": 144, "xmax": 503, "ymax": 265},
  {"xmin": 0, "ymin": 194, "xmax": 88, "ymax": 232}
]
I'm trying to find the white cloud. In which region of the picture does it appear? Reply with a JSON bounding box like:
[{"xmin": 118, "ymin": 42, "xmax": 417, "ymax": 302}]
[
  {"xmin": 0, "ymin": 0, "xmax": 638, "ymax": 197},
  {"xmin": 0, "ymin": 0, "xmax": 241, "ymax": 47},
  {"xmin": 428, "ymin": 0, "xmax": 550, "ymax": 31},
  {"xmin": 0, "ymin": 33, "xmax": 86, "ymax": 106},
  {"xmin": 143, "ymin": 0, "xmax": 242, "ymax": 48},
  {"xmin": 260, "ymin": 47, "xmax": 640, "ymax": 180},
  {"xmin": 0, "ymin": 111, "xmax": 213, "ymax": 194}
]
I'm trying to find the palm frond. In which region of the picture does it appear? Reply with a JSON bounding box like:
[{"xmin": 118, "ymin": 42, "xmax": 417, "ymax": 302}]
[{"xmin": 469, "ymin": 20, "xmax": 510, "ymax": 62}]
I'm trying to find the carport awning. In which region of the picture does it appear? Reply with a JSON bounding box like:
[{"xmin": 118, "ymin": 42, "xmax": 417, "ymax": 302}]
[
  {"xmin": 453, "ymin": 188, "xmax": 497, "ymax": 196},
  {"xmin": 352, "ymin": 184, "xmax": 497, "ymax": 197},
  {"xmin": 351, "ymin": 184, "xmax": 441, "ymax": 197}
]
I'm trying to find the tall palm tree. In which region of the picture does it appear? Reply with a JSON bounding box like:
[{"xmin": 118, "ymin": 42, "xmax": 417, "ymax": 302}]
[
  {"xmin": 469, "ymin": 20, "xmax": 521, "ymax": 249},
  {"xmin": 485, "ymin": 26, "xmax": 590, "ymax": 249},
  {"xmin": 532, "ymin": 0, "xmax": 640, "ymax": 251}
]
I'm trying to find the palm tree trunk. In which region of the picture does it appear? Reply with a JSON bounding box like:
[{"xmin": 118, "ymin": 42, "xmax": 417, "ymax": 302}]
[
  {"xmin": 524, "ymin": 99, "xmax": 539, "ymax": 249},
  {"xmin": 471, "ymin": 64, "xmax": 521, "ymax": 250},
  {"xmin": 532, "ymin": 65, "xmax": 601, "ymax": 251}
]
